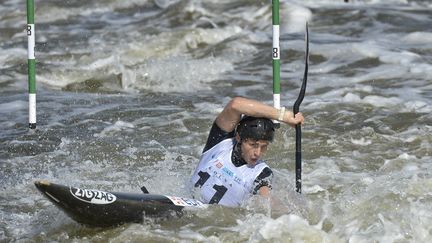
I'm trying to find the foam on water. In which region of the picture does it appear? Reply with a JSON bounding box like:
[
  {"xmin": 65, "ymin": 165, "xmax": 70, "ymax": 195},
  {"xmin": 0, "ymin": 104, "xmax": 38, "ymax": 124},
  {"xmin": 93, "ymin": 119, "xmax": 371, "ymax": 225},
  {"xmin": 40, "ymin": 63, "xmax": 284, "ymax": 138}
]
[
  {"xmin": 281, "ymin": 4, "xmax": 313, "ymax": 33},
  {"xmin": 29, "ymin": 0, "xmax": 156, "ymax": 24},
  {"xmin": 402, "ymin": 31, "xmax": 432, "ymax": 44},
  {"xmin": 234, "ymin": 213, "xmax": 344, "ymax": 242},
  {"xmin": 36, "ymin": 24, "xmax": 245, "ymax": 92}
]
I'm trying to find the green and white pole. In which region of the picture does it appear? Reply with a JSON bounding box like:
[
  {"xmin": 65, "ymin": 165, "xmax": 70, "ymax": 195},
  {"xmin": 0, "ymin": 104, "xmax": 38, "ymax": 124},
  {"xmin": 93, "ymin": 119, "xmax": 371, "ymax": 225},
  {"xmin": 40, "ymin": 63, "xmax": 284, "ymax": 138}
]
[
  {"xmin": 272, "ymin": 0, "xmax": 281, "ymax": 126},
  {"xmin": 27, "ymin": 0, "xmax": 36, "ymax": 129}
]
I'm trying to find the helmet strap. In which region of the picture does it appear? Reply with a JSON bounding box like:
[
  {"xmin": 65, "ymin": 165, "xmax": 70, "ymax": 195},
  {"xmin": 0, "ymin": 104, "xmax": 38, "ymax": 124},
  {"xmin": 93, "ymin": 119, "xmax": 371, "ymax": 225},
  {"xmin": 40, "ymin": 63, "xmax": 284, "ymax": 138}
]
[{"xmin": 232, "ymin": 139, "xmax": 247, "ymax": 167}]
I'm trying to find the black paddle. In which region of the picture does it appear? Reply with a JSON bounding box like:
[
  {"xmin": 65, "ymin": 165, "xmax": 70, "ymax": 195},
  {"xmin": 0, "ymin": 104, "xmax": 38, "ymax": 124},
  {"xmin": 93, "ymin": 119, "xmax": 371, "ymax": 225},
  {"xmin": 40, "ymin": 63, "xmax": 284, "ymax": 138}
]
[
  {"xmin": 141, "ymin": 186, "xmax": 149, "ymax": 194},
  {"xmin": 293, "ymin": 22, "xmax": 309, "ymax": 194}
]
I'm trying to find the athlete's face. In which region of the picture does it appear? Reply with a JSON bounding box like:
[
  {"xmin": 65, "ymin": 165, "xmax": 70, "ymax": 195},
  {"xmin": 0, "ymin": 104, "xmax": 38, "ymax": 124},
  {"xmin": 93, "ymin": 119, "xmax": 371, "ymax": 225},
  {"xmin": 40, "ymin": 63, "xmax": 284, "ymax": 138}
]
[{"xmin": 238, "ymin": 137, "xmax": 269, "ymax": 166}]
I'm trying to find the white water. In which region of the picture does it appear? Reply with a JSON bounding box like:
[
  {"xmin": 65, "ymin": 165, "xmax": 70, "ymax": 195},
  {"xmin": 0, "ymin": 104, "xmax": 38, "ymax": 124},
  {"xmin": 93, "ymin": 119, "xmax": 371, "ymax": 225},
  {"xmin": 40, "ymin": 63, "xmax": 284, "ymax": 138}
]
[{"xmin": 1, "ymin": 0, "xmax": 431, "ymax": 242}]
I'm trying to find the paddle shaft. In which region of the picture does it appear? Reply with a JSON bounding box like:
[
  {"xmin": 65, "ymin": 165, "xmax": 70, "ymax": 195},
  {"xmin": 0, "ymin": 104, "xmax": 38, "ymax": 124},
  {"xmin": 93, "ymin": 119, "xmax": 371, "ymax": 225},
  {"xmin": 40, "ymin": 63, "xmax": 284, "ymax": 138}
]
[
  {"xmin": 293, "ymin": 23, "xmax": 309, "ymax": 193},
  {"xmin": 295, "ymin": 125, "xmax": 302, "ymax": 193}
]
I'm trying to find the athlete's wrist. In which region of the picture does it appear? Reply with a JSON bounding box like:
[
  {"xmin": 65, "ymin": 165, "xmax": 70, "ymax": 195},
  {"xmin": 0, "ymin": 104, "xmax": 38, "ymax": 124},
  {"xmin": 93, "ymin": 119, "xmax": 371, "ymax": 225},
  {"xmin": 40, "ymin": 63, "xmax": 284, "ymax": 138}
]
[{"xmin": 277, "ymin": 107, "xmax": 286, "ymax": 122}]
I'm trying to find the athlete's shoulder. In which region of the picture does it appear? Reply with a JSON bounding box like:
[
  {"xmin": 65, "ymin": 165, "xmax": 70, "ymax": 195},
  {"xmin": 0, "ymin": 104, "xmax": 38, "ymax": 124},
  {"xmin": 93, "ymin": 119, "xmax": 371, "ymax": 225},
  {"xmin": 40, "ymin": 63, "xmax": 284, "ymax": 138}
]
[
  {"xmin": 253, "ymin": 166, "xmax": 273, "ymax": 194},
  {"xmin": 257, "ymin": 166, "xmax": 273, "ymax": 178},
  {"xmin": 254, "ymin": 160, "xmax": 270, "ymax": 170},
  {"xmin": 202, "ymin": 122, "xmax": 235, "ymax": 153},
  {"xmin": 203, "ymin": 138, "xmax": 235, "ymax": 155}
]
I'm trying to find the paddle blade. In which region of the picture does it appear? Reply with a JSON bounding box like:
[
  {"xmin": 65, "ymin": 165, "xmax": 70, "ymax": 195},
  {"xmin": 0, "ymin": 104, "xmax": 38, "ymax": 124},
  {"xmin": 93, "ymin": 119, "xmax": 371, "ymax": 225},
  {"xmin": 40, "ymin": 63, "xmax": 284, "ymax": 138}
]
[{"xmin": 141, "ymin": 186, "xmax": 149, "ymax": 194}]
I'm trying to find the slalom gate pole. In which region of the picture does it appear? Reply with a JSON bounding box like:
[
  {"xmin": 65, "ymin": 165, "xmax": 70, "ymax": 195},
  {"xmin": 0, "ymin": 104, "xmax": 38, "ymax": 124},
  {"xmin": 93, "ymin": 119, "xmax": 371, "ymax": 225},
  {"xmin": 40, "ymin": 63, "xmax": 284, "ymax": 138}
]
[
  {"xmin": 293, "ymin": 23, "xmax": 309, "ymax": 193},
  {"xmin": 27, "ymin": 0, "xmax": 36, "ymax": 129},
  {"xmin": 272, "ymin": 0, "xmax": 281, "ymax": 127}
]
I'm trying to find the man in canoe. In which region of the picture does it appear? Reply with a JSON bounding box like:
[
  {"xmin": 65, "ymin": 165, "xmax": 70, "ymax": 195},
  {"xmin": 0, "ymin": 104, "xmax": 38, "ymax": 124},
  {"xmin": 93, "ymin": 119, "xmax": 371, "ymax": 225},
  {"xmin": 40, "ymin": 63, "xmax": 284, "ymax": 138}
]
[{"xmin": 190, "ymin": 97, "xmax": 304, "ymax": 207}]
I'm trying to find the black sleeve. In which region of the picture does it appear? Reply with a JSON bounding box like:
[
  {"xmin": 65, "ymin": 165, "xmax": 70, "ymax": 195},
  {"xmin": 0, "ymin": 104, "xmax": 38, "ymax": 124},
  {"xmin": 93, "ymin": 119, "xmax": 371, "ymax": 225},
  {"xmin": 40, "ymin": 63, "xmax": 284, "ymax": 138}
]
[
  {"xmin": 253, "ymin": 167, "xmax": 273, "ymax": 194},
  {"xmin": 202, "ymin": 122, "xmax": 235, "ymax": 153}
]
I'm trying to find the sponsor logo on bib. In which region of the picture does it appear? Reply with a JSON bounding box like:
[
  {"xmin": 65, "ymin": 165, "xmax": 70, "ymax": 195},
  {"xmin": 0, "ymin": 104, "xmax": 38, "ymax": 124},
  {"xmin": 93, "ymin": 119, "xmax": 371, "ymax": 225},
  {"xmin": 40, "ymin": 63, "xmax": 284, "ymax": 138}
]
[{"xmin": 70, "ymin": 186, "xmax": 116, "ymax": 204}]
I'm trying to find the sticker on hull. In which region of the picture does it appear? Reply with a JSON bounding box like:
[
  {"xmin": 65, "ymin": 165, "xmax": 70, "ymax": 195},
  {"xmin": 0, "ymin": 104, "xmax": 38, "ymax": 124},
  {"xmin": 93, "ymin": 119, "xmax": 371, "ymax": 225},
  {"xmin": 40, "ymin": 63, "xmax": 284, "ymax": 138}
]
[
  {"xmin": 70, "ymin": 187, "xmax": 116, "ymax": 204},
  {"xmin": 166, "ymin": 196, "xmax": 205, "ymax": 208}
]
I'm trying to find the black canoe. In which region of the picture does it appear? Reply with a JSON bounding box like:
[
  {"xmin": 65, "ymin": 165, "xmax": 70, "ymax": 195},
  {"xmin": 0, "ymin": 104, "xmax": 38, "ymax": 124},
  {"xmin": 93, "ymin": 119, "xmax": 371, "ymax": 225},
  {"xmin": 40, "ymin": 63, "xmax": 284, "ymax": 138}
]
[{"xmin": 34, "ymin": 180, "xmax": 205, "ymax": 227}]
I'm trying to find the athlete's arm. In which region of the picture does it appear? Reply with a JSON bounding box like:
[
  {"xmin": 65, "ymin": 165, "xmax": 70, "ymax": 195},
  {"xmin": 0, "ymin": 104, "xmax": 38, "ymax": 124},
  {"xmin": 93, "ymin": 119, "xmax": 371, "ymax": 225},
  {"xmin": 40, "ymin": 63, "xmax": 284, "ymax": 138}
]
[
  {"xmin": 256, "ymin": 175, "xmax": 291, "ymax": 213},
  {"xmin": 258, "ymin": 185, "xmax": 271, "ymax": 197},
  {"xmin": 253, "ymin": 167, "xmax": 273, "ymax": 196},
  {"xmin": 256, "ymin": 170, "xmax": 296, "ymax": 213},
  {"xmin": 215, "ymin": 97, "xmax": 304, "ymax": 133}
]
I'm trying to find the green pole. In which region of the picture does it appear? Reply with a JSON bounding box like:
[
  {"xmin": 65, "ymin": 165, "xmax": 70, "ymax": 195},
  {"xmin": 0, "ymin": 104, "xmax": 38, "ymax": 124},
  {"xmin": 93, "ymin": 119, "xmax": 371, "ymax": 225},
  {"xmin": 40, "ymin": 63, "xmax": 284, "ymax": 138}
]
[
  {"xmin": 27, "ymin": 0, "xmax": 36, "ymax": 129},
  {"xmin": 272, "ymin": 0, "xmax": 281, "ymax": 126}
]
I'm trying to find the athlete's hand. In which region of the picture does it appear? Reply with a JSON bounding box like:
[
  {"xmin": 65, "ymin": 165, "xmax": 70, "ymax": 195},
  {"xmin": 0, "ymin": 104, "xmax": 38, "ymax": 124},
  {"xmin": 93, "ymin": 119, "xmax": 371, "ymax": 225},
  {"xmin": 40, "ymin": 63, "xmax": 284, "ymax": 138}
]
[{"xmin": 284, "ymin": 111, "xmax": 304, "ymax": 127}]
